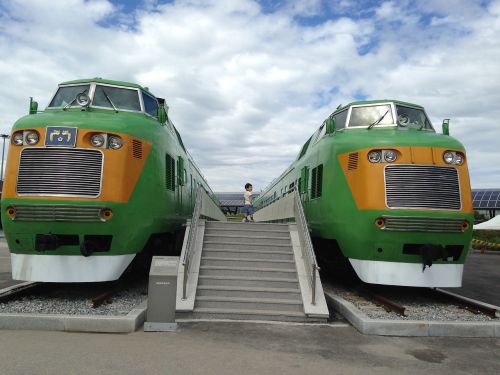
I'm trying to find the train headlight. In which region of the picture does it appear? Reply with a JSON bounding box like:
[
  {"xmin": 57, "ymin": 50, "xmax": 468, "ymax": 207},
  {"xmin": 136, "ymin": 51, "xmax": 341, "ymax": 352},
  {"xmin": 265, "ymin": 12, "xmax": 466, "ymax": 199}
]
[
  {"xmin": 454, "ymin": 152, "xmax": 465, "ymax": 165},
  {"xmin": 25, "ymin": 130, "xmax": 39, "ymax": 145},
  {"xmin": 6, "ymin": 206, "xmax": 16, "ymax": 219},
  {"xmin": 91, "ymin": 134, "xmax": 106, "ymax": 147},
  {"xmin": 12, "ymin": 132, "xmax": 24, "ymax": 146},
  {"xmin": 76, "ymin": 92, "xmax": 91, "ymax": 107},
  {"xmin": 384, "ymin": 150, "xmax": 397, "ymax": 163},
  {"xmin": 443, "ymin": 151, "xmax": 454, "ymax": 164},
  {"xmin": 108, "ymin": 136, "xmax": 123, "ymax": 150},
  {"xmin": 368, "ymin": 150, "xmax": 382, "ymax": 163},
  {"xmin": 100, "ymin": 208, "xmax": 113, "ymax": 221}
]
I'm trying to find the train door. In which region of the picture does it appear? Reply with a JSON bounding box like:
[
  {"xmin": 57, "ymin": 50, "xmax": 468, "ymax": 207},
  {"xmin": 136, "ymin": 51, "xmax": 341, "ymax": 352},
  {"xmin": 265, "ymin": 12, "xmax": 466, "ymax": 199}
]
[{"xmin": 177, "ymin": 156, "xmax": 184, "ymax": 214}]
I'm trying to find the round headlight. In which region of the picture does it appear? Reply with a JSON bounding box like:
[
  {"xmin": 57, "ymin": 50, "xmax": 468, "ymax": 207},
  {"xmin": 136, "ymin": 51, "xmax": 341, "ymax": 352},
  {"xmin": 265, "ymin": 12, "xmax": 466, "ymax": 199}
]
[
  {"xmin": 76, "ymin": 92, "xmax": 91, "ymax": 107},
  {"xmin": 368, "ymin": 150, "xmax": 382, "ymax": 163},
  {"xmin": 108, "ymin": 136, "xmax": 123, "ymax": 150},
  {"xmin": 384, "ymin": 150, "xmax": 397, "ymax": 163},
  {"xmin": 12, "ymin": 132, "xmax": 24, "ymax": 146},
  {"xmin": 25, "ymin": 131, "xmax": 39, "ymax": 145},
  {"xmin": 443, "ymin": 151, "xmax": 454, "ymax": 164},
  {"xmin": 91, "ymin": 134, "xmax": 105, "ymax": 147},
  {"xmin": 454, "ymin": 152, "xmax": 465, "ymax": 165}
]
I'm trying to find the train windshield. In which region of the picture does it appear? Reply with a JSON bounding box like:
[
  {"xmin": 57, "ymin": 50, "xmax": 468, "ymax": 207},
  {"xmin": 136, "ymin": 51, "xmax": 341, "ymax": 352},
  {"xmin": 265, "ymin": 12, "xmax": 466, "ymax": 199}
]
[
  {"xmin": 48, "ymin": 84, "xmax": 90, "ymax": 108},
  {"xmin": 93, "ymin": 85, "xmax": 141, "ymax": 111},
  {"xmin": 396, "ymin": 105, "xmax": 433, "ymax": 130},
  {"xmin": 348, "ymin": 104, "xmax": 394, "ymax": 127}
]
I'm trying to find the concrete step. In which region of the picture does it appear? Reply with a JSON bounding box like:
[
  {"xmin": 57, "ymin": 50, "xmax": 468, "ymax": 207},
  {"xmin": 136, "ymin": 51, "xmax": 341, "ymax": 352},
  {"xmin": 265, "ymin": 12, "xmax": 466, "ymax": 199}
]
[
  {"xmin": 203, "ymin": 241, "xmax": 292, "ymax": 252},
  {"xmin": 199, "ymin": 266, "xmax": 297, "ymax": 279},
  {"xmin": 201, "ymin": 257, "xmax": 296, "ymax": 270},
  {"xmin": 204, "ymin": 228, "xmax": 291, "ymax": 237},
  {"xmin": 203, "ymin": 234, "xmax": 290, "ymax": 246},
  {"xmin": 203, "ymin": 248, "xmax": 294, "ymax": 261},
  {"xmin": 195, "ymin": 296, "xmax": 304, "ymax": 312},
  {"xmin": 197, "ymin": 285, "xmax": 302, "ymax": 300},
  {"xmin": 197, "ymin": 275, "xmax": 300, "ymax": 288},
  {"xmin": 206, "ymin": 222, "xmax": 289, "ymax": 231},
  {"xmin": 177, "ymin": 308, "xmax": 312, "ymax": 322}
]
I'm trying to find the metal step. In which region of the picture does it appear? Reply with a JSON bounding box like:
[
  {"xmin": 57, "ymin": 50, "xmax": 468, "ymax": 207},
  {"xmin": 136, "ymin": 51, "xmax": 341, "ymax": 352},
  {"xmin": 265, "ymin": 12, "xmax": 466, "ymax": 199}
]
[
  {"xmin": 203, "ymin": 241, "xmax": 292, "ymax": 252},
  {"xmin": 204, "ymin": 228, "xmax": 291, "ymax": 237},
  {"xmin": 203, "ymin": 234, "xmax": 291, "ymax": 245},
  {"xmin": 177, "ymin": 308, "xmax": 313, "ymax": 322},
  {"xmin": 206, "ymin": 222, "xmax": 289, "ymax": 231},
  {"xmin": 199, "ymin": 266, "xmax": 297, "ymax": 278},
  {"xmin": 197, "ymin": 275, "xmax": 299, "ymax": 288},
  {"xmin": 195, "ymin": 296, "xmax": 304, "ymax": 312},
  {"xmin": 196, "ymin": 285, "xmax": 302, "ymax": 300},
  {"xmin": 203, "ymin": 248, "xmax": 294, "ymax": 261},
  {"xmin": 200, "ymin": 257, "xmax": 296, "ymax": 270}
]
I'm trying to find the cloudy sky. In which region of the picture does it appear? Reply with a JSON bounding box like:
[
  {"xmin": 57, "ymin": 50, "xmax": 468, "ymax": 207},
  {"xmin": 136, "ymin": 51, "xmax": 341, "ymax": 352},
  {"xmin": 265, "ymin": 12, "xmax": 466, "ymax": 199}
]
[{"xmin": 1, "ymin": 0, "xmax": 499, "ymax": 191}]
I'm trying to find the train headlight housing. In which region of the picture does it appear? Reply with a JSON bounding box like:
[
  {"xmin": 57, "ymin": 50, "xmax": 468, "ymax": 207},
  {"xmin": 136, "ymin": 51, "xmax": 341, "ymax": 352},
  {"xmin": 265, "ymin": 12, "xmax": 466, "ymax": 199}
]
[
  {"xmin": 108, "ymin": 135, "xmax": 123, "ymax": 150},
  {"xmin": 454, "ymin": 152, "xmax": 465, "ymax": 165},
  {"xmin": 25, "ymin": 130, "xmax": 39, "ymax": 145},
  {"xmin": 6, "ymin": 206, "xmax": 16, "ymax": 219},
  {"xmin": 443, "ymin": 151, "xmax": 454, "ymax": 164},
  {"xmin": 12, "ymin": 132, "xmax": 24, "ymax": 146},
  {"xmin": 443, "ymin": 150, "xmax": 465, "ymax": 165},
  {"xmin": 383, "ymin": 149, "xmax": 397, "ymax": 163},
  {"xmin": 368, "ymin": 150, "xmax": 382, "ymax": 163},
  {"xmin": 90, "ymin": 134, "xmax": 106, "ymax": 148}
]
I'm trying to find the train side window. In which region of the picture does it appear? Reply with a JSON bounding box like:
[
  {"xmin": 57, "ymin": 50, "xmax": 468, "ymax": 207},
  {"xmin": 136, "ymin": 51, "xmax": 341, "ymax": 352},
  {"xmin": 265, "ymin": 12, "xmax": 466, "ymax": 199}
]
[
  {"xmin": 334, "ymin": 109, "xmax": 348, "ymax": 130},
  {"xmin": 142, "ymin": 92, "xmax": 159, "ymax": 117},
  {"xmin": 298, "ymin": 136, "xmax": 312, "ymax": 160},
  {"xmin": 313, "ymin": 124, "xmax": 327, "ymax": 144}
]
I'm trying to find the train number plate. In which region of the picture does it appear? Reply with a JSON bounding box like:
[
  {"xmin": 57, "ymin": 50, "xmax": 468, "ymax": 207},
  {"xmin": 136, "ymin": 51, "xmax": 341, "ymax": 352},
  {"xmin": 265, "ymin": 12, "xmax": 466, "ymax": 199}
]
[{"xmin": 45, "ymin": 127, "xmax": 78, "ymax": 147}]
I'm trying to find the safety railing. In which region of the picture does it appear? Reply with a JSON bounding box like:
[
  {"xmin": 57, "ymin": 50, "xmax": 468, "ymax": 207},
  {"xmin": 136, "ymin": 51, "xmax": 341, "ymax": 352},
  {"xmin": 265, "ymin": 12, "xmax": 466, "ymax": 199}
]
[
  {"xmin": 253, "ymin": 187, "xmax": 320, "ymax": 305},
  {"xmin": 181, "ymin": 186, "xmax": 226, "ymax": 300}
]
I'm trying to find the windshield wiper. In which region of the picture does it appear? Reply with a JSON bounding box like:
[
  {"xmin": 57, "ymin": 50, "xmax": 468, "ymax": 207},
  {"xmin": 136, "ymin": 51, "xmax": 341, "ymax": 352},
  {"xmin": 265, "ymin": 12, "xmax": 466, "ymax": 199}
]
[
  {"xmin": 63, "ymin": 97, "xmax": 76, "ymax": 110},
  {"xmin": 103, "ymin": 90, "xmax": 118, "ymax": 113},
  {"xmin": 367, "ymin": 110, "xmax": 389, "ymax": 130}
]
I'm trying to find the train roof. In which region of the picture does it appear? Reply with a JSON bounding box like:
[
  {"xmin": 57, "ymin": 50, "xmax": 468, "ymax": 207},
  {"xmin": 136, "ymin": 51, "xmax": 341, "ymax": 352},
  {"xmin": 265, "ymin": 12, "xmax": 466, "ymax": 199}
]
[
  {"xmin": 334, "ymin": 99, "xmax": 424, "ymax": 113},
  {"xmin": 59, "ymin": 77, "xmax": 150, "ymax": 92}
]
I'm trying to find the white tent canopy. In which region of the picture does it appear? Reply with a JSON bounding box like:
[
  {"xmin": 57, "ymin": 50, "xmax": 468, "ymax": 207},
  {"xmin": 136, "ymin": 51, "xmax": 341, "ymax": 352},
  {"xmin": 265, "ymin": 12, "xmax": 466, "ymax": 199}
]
[{"xmin": 473, "ymin": 215, "xmax": 500, "ymax": 230}]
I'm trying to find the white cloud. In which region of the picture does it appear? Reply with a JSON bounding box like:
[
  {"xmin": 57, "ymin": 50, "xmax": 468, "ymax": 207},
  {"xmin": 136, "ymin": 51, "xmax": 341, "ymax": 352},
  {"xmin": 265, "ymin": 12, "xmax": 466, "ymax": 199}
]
[{"xmin": 0, "ymin": 0, "xmax": 499, "ymax": 191}]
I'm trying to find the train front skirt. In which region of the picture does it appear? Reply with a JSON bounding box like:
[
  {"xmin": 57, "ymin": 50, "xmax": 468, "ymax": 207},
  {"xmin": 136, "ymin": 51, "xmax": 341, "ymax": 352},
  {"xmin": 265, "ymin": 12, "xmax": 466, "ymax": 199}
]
[
  {"xmin": 10, "ymin": 253, "xmax": 136, "ymax": 282},
  {"xmin": 349, "ymin": 258, "xmax": 464, "ymax": 287}
]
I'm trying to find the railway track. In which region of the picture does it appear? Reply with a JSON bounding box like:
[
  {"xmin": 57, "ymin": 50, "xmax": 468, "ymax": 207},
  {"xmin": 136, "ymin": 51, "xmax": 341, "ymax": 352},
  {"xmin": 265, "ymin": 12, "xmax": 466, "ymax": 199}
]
[{"xmin": 0, "ymin": 282, "xmax": 43, "ymax": 304}]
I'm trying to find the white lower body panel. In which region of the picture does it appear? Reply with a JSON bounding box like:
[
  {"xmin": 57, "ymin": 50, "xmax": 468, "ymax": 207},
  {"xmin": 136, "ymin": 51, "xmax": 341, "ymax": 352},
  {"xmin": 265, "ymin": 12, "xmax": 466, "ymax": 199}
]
[
  {"xmin": 349, "ymin": 258, "xmax": 464, "ymax": 287},
  {"xmin": 11, "ymin": 253, "xmax": 136, "ymax": 282}
]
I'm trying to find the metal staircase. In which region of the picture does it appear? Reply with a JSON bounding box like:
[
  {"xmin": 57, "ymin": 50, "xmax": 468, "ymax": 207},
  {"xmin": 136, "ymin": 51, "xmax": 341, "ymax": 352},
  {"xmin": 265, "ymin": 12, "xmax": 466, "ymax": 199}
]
[
  {"xmin": 175, "ymin": 187, "xmax": 329, "ymax": 323},
  {"xmin": 177, "ymin": 223, "xmax": 329, "ymax": 322}
]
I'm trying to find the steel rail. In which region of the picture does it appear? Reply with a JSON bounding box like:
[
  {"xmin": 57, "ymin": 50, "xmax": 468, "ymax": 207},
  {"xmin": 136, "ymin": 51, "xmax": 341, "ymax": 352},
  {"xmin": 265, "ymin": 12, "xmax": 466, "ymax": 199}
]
[
  {"xmin": 433, "ymin": 288, "xmax": 499, "ymax": 319},
  {"xmin": 0, "ymin": 282, "xmax": 41, "ymax": 303},
  {"xmin": 362, "ymin": 289, "xmax": 407, "ymax": 316}
]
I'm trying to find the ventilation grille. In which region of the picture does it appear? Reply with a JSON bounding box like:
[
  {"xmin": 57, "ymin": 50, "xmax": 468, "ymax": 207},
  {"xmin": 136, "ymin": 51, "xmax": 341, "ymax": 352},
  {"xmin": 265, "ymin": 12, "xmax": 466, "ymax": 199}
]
[
  {"xmin": 382, "ymin": 216, "xmax": 464, "ymax": 232},
  {"xmin": 311, "ymin": 164, "xmax": 323, "ymax": 199},
  {"xmin": 12, "ymin": 204, "xmax": 104, "ymax": 222},
  {"xmin": 385, "ymin": 165, "xmax": 461, "ymax": 210},
  {"xmin": 348, "ymin": 152, "xmax": 359, "ymax": 170},
  {"xmin": 132, "ymin": 140, "xmax": 143, "ymax": 159},
  {"xmin": 17, "ymin": 148, "xmax": 102, "ymax": 197},
  {"xmin": 165, "ymin": 154, "xmax": 175, "ymax": 191}
]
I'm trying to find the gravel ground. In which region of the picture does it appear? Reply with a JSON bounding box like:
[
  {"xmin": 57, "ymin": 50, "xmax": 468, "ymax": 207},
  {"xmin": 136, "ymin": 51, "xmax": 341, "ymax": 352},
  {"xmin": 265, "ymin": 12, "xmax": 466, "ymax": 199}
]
[
  {"xmin": 0, "ymin": 280, "xmax": 148, "ymax": 316},
  {"xmin": 323, "ymin": 281, "xmax": 497, "ymax": 322}
]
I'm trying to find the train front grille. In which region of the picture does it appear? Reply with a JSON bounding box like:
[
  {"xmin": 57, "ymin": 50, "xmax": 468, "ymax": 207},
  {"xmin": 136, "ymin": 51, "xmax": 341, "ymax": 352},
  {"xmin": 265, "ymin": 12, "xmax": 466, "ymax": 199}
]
[
  {"xmin": 382, "ymin": 216, "xmax": 464, "ymax": 232},
  {"xmin": 17, "ymin": 148, "xmax": 103, "ymax": 198},
  {"xmin": 384, "ymin": 165, "xmax": 461, "ymax": 210},
  {"xmin": 11, "ymin": 204, "xmax": 105, "ymax": 222}
]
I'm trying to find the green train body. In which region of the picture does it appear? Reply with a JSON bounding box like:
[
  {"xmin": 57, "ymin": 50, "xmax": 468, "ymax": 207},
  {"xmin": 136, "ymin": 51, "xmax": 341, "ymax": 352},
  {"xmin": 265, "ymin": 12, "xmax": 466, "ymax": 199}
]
[
  {"xmin": 1, "ymin": 78, "xmax": 216, "ymax": 282},
  {"xmin": 255, "ymin": 100, "xmax": 474, "ymax": 287}
]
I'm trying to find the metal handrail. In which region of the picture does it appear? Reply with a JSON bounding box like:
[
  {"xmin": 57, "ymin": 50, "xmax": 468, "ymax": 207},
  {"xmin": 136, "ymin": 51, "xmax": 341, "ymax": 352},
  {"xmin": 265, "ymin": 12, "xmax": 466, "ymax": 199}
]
[
  {"xmin": 181, "ymin": 186, "xmax": 203, "ymax": 300},
  {"xmin": 293, "ymin": 187, "xmax": 320, "ymax": 305}
]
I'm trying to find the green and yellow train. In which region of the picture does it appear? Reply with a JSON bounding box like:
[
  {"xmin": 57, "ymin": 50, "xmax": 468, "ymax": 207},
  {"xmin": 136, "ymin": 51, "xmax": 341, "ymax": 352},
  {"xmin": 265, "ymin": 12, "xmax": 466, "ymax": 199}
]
[
  {"xmin": 1, "ymin": 78, "xmax": 216, "ymax": 282},
  {"xmin": 255, "ymin": 100, "xmax": 473, "ymax": 287}
]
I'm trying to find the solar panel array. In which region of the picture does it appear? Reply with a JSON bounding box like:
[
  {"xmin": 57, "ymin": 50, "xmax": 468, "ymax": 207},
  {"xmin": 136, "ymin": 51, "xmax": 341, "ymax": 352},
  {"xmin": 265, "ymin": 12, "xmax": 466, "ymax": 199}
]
[{"xmin": 472, "ymin": 189, "xmax": 500, "ymax": 209}]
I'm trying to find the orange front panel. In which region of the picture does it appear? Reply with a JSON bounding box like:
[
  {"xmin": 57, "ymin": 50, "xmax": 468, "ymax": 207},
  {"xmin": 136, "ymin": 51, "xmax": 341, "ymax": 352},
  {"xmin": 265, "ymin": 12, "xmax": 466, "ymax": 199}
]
[
  {"xmin": 2, "ymin": 128, "xmax": 152, "ymax": 203},
  {"xmin": 338, "ymin": 146, "xmax": 473, "ymax": 213}
]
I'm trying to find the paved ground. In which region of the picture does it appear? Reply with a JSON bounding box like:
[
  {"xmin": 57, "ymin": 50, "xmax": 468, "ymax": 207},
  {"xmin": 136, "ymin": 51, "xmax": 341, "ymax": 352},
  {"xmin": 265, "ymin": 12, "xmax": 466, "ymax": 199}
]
[
  {"xmin": 0, "ymin": 239, "xmax": 499, "ymax": 374},
  {"xmin": 0, "ymin": 322, "xmax": 499, "ymax": 375}
]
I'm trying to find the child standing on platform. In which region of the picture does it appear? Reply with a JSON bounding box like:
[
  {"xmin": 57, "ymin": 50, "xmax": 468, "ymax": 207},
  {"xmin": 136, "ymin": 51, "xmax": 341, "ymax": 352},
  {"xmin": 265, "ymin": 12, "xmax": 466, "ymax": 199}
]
[{"xmin": 243, "ymin": 183, "xmax": 254, "ymax": 222}]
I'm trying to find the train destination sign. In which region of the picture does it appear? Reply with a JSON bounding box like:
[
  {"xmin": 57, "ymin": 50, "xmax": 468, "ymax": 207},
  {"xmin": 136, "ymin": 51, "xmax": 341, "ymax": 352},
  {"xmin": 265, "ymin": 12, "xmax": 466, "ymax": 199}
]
[{"xmin": 45, "ymin": 126, "xmax": 77, "ymax": 147}]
